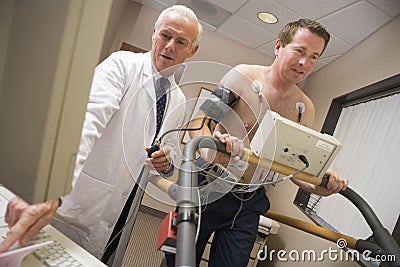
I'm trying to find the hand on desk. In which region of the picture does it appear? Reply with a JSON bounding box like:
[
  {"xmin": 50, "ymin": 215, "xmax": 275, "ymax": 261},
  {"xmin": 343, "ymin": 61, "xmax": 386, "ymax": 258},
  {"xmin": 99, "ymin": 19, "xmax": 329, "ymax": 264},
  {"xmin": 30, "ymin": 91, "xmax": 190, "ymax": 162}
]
[{"xmin": 0, "ymin": 197, "xmax": 59, "ymax": 252}]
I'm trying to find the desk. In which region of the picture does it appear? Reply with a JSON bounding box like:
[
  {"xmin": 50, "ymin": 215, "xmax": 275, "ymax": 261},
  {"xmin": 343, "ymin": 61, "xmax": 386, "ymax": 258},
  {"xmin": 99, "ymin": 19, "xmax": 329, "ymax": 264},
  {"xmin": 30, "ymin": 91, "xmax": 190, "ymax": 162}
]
[{"xmin": 0, "ymin": 185, "xmax": 107, "ymax": 267}]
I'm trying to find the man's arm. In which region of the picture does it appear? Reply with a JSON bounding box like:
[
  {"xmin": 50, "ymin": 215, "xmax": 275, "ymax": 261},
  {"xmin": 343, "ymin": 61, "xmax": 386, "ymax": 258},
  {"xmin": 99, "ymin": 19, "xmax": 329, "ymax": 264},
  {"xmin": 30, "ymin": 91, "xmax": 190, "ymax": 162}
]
[
  {"xmin": 188, "ymin": 103, "xmax": 242, "ymax": 164},
  {"xmin": 187, "ymin": 65, "xmax": 260, "ymax": 164},
  {"xmin": 291, "ymin": 169, "xmax": 348, "ymax": 196}
]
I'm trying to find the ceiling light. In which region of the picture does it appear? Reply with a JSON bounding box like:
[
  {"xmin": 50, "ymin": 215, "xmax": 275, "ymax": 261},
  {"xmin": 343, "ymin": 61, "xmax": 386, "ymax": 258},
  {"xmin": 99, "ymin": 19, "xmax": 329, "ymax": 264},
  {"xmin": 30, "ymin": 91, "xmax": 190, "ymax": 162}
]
[{"xmin": 257, "ymin": 12, "xmax": 278, "ymax": 24}]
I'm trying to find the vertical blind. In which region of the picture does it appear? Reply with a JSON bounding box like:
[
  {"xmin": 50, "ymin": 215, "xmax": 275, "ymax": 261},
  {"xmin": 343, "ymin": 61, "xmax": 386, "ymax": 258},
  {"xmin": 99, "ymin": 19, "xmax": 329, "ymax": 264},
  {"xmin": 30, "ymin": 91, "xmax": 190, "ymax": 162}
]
[{"xmin": 314, "ymin": 93, "xmax": 400, "ymax": 239}]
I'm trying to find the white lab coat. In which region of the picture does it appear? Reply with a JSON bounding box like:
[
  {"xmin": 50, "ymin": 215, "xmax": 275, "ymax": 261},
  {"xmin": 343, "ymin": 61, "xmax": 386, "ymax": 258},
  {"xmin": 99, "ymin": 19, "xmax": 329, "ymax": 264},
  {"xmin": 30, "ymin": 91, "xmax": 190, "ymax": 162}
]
[{"xmin": 52, "ymin": 51, "xmax": 186, "ymax": 259}]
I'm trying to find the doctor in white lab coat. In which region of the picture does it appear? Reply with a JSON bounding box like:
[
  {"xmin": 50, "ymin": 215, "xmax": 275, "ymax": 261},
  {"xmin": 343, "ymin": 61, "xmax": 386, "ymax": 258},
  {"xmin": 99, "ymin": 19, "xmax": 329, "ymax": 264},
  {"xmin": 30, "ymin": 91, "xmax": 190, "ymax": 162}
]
[
  {"xmin": 0, "ymin": 5, "xmax": 202, "ymax": 264},
  {"xmin": 52, "ymin": 50, "xmax": 186, "ymax": 259}
]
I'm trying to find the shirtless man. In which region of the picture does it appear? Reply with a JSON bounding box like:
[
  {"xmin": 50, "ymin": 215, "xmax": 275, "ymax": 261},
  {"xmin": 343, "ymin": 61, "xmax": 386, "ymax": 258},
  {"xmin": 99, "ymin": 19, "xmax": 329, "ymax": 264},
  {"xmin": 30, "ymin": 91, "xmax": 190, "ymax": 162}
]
[{"xmin": 166, "ymin": 18, "xmax": 348, "ymax": 267}]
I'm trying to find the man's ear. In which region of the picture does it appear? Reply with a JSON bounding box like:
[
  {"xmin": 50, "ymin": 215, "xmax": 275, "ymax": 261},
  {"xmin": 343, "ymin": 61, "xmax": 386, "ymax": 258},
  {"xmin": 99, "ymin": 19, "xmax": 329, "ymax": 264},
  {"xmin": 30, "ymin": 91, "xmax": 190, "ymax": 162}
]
[
  {"xmin": 188, "ymin": 45, "xmax": 199, "ymax": 58},
  {"xmin": 152, "ymin": 28, "xmax": 156, "ymax": 43},
  {"xmin": 274, "ymin": 39, "xmax": 281, "ymax": 57}
]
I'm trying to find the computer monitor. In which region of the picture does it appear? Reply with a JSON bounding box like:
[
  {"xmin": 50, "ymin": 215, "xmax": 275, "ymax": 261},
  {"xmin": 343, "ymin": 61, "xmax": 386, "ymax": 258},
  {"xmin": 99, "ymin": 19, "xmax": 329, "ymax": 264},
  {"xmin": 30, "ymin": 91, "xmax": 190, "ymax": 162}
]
[{"xmin": 0, "ymin": 0, "xmax": 112, "ymax": 203}]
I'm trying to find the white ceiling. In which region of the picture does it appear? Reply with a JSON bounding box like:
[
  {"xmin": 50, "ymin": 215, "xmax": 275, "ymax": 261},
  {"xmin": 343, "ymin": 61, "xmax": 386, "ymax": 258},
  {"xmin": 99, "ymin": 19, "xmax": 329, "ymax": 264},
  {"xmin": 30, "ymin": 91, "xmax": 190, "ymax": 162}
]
[{"xmin": 131, "ymin": 0, "xmax": 400, "ymax": 72}]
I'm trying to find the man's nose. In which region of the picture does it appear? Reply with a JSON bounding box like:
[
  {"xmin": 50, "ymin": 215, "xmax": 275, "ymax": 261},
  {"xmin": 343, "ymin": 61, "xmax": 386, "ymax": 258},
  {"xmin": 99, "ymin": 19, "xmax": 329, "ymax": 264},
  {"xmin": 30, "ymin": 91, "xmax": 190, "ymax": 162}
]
[
  {"xmin": 298, "ymin": 56, "xmax": 307, "ymax": 65},
  {"xmin": 164, "ymin": 39, "xmax": 175, "ymax": 51}
]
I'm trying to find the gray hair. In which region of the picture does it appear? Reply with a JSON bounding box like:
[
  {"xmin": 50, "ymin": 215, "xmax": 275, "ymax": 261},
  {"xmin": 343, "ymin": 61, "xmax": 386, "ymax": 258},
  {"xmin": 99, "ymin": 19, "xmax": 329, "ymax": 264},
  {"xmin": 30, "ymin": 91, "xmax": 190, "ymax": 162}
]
[{"xmin": 155, "ymin": 5, "xmax": 203, "ymax": 49}]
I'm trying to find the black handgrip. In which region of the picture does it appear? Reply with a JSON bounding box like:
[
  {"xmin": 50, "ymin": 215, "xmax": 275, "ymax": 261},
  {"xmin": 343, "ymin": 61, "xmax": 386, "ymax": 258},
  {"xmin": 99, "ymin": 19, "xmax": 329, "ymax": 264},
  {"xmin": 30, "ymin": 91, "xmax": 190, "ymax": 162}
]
[
  {"xmin": 198, "ymin": 137, "xmax": 228, "ymax": 154},
  {"xmin": 319, "ymin": 175, "xmax": 329, "ymax": 188},
  {"xmin": 147, "ymin": 144, "xmax": 160, "ymax": 158}
]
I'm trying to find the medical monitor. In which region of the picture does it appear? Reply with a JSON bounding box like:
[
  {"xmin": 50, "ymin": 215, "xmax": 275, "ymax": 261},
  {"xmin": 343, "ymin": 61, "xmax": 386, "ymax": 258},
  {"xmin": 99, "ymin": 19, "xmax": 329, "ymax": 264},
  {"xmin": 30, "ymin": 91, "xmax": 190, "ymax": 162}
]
[
  {"xmin": 0, "ymin": 0, "xmax": 112, "ymax": 203},
  {"xmin": 250, "ymin": 111, "xmax": 342, "ymax": 179}
]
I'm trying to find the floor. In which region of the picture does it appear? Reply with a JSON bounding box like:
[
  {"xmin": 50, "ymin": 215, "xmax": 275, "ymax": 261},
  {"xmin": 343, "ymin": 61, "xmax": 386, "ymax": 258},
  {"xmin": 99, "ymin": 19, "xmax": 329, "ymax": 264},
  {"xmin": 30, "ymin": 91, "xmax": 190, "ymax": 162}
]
[{"xmin": 122, "ymin": 205, "xmax": 166, "ymax": 267}]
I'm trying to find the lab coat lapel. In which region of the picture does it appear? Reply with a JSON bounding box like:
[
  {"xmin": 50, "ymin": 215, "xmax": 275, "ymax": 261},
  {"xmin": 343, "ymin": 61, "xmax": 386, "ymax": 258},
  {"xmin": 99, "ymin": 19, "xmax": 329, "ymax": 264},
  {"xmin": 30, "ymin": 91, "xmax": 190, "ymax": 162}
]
[
  {"xmin": 141, "ymin": 52, "xmax": 156, "ymax": 101},
  {"xmin": 140, "ymin": 52, "xmax": 158, "ymax": 146}
]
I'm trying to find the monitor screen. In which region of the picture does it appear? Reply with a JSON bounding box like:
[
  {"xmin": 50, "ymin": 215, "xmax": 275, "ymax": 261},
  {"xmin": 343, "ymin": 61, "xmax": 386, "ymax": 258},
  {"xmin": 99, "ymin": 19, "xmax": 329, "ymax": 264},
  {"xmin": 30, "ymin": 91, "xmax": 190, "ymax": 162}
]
[{"xmin": 0, "ymin": 0, "xmax": 111, "ymax": 203}]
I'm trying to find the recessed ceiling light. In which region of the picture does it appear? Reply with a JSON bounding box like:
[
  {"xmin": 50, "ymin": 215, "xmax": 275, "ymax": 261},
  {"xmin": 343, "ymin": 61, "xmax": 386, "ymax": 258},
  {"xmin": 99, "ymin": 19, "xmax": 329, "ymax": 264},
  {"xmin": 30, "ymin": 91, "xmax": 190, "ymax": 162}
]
[{"xmin": 257, "ymin": 12, "xmax": 278, "ymax": 24}]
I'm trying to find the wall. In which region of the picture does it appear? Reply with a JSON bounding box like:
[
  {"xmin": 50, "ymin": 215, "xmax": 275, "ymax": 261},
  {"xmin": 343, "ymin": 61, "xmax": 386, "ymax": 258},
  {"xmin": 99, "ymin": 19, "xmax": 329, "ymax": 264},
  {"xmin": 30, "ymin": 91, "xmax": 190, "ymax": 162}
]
[
  {"xmin": 0, "ymin": 0, "xmax": 15, "ymax": 105},
  {"xmin": 263, "ymin": 16, "xmax": 400, "ymax": 267},
  {"xmin": 99, "ymin": 0, "xmax": 130, "ymax": 62},
  {"xmin": 307, "ymin": 16, "xmax": 400, "ymax": 132}
]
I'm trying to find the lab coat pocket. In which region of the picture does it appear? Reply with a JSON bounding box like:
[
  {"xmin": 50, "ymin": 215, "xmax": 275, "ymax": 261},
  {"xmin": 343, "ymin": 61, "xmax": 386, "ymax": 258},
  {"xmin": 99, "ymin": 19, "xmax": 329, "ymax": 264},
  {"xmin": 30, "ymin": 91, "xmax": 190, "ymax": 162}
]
[{"xmin": 55, "ymin": 171, "xmax": 115, "ymax": 237}]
